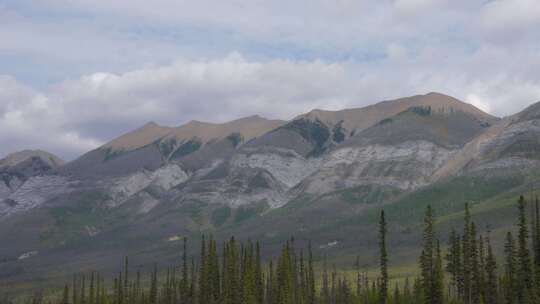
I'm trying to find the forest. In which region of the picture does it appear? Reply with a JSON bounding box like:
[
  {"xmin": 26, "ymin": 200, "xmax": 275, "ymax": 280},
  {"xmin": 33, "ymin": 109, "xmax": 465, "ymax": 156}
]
[{"xmin": 7, "ymin": 195, "xmax": 540, "ymax": 304}]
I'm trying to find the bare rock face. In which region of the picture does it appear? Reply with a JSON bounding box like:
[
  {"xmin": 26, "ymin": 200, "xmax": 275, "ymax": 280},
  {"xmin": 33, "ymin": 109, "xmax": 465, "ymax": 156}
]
[
  {"xmin": 0, "ymin": 150, "xmax": 66, "ymax": 214},
  {"xmin": 232, "ymin": 147, "xmax": 323, "ymax": 189},
  {"xmin": 106, "ymin": 164, "xmax": 189, "ymax": 207},
  {"xmin": 0, "ymin": 175, "xmax": 75, "ymax": 218},
  {"xmin": 466, "ymin": 119, "xmax": 540, "ymax": 172},
  {"xmin": 299, "ymin": 141, "xmax": 455, "ymax": 194},
  {"xmin": 434, "ymin": 101, "xmax": 540, "ymax": 177}
]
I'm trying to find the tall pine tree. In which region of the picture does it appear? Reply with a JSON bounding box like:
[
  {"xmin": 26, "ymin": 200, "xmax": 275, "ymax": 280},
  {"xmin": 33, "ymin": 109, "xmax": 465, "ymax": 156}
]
[{"xmin": 379, "ymin": 210, "xmax": 389, "ymax": 304}]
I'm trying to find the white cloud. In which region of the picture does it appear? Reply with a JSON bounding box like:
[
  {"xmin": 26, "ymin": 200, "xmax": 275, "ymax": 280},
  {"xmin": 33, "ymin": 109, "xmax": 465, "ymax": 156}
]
[
  {"xmin": 481, "ymin": 0, "xmax": 540, "ymax": 32},
  {"xmin": 2, "ymin": 50, "xmax": 540, "ymax": 160},
  {"xmin": 0, "ymin": 55, "xmax": 362, "ymax": 159},
  {"xmin": 1, "ymin": 1, "xmax": 540, "ymax": 159},
  {"xmin": 393, "ymin": 0, "xmax": 448, "ymax": 17},
  {"xmin": 465, "ymin": 94, "xmax": 492, "ymax": 114}
]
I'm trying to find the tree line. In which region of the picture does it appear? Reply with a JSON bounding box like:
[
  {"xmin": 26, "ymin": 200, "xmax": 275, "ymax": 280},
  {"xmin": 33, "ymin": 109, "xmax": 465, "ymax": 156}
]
[{"xmin": 10, "ymin": 195, "xmax": 540, "ymax": 304}]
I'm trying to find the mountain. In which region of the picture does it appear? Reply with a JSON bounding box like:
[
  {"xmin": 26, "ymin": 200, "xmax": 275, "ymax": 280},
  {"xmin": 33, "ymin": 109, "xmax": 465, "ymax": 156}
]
[
  {"xmin": 433, "ymin": 101, "xmax": 540, "ymax": 179},
  {"xmin": 296, "ymin": 104, "xmax": 494, "ymax": 195},
  {"xmin": 0, "ymin": 150, "xmax": 67, "ymax": 220},
  {"xmin": 296, "ymin": 92, "xmax": 494, "ymax": 135},
  {"xmin": 0, "ymin": 150, "xmax": 64, "ymax": 197},
  {"xmin": 2, "ymin": 92, "xmax": 540, "ymax": 295},
  {"xmin": 62, "ymin": 115, "xmax": 284, "ymax": 178},
  {"xmin": 0, "ymin": 150, "xmax": 64, "ymax": 174}
]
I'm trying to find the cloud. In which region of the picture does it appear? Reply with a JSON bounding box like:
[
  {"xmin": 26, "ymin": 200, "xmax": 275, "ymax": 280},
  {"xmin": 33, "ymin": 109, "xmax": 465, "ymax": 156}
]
[
  {"xmin": 1, "ymin": 1, "xmax": 539, "ymax": 160},
  {"xmin": 2, "ymin": 50, "xmax": 540, "ymax": 160},
  {"xmin": 0, "ymin": 76, "xmax": 103, "ymax": 159},
  {"xmin": 481, "ymin": 0, "xmax": 540, "ymax": 32},
  {"xmin": 393, "ymin": 0, "xmax": 448, "ymax": 17},
  {"xmin": 0, "ymin": 55, "xmax": 362, "ymax": 159}
]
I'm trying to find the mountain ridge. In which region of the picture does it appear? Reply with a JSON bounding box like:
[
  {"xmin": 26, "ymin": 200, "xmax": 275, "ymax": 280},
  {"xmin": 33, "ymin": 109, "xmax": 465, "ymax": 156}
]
[{"xmin": 3, "ymin": 92, "xmax": 540, "ymax": 295}]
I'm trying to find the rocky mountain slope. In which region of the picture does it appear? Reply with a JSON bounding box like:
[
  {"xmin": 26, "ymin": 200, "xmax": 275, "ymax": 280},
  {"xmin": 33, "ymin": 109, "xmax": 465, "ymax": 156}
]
[
  {"xmin": 2, "ymin": 92, "xmax": 540, "ymax": 294},
  {"xmin": 0, "ymin": 150, "xmax": 67, "ymax": 218}
]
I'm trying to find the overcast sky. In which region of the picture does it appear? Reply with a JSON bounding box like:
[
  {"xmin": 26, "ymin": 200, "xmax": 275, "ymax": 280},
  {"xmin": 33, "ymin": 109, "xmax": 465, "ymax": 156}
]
[{"xmin": 0, "ymin": 0, "xmax": 539, "ymax": 160}]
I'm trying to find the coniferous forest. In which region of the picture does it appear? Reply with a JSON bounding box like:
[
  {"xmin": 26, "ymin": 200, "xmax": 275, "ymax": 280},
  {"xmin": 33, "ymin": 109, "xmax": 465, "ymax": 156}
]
[{"xmin": 9, "ymin": 195, "xmax": 540, "ymax": 304}]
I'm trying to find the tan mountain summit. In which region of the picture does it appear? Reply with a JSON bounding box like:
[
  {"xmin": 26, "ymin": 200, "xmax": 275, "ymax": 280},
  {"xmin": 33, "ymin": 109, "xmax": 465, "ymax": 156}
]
[
  {"xmin": 297, "ymin": 92, "xmax": 496, "ymax": 133},
  {"xmin": 104, "ymin": 115, "xmax": 285, "ymax": 152}
]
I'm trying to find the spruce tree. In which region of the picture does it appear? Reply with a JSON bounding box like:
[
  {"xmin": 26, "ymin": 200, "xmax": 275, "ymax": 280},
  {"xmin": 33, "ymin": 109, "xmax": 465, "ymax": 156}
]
[
  {"xmin": 321, "ymin": 256, "xmax": 330, "ymax": 304},
  {"xmin": 149, "ymin": 264, "xmax": 158, "ymax": 304},
  {"xmin": 432, "ymin": 240, "xmax": 444, "ymax": 304},
  {"xmin": 420, "ymin": 205, "xmax": 435, "ymax": 304},
  {"xmin": 534, "ymin": 197, "xmax": 540, "ymax": 299},
  {"xmin": 462, "ymin": 202, "xmax": 473, "ymax": 304},
  {"xmin": 198, "ymin": 235, "xmax": 208, "ymax": 304},
  {"xmin": 517, "ymin": 195, "xmax": 533, "ymax": 304},
  {"xmin": 89, "ymin": 272, "xmax": 95, "ymax": 304},
  {"xmin": 479, "ymin": 235, "xmax": 487, "ymax": 303},
  {"xmin": 504, "ymin": 232, "xmax": 517, "ymax": 304},
  {"xmin": 379, "ymin": 210, "xmax": 389, "ymax": 304},
  {"xmin": 485, "ymin": 236, "xmax": 498, "ymax": 304},
  {"xmin": 445, "ymin": 228, "xmax": 461, "ymax": 299},
  {"xmin": 255, "ymin": 242, "xmax": 264, "ymax": 304},
  {"xmin": 73, "ymin": 275, "xmax": 79, "ymax": 304},
  {"xmin": 470, "ymin": 223, "xmax": 481, "ymax": 304},
  {"xmin": 307, "ymin": 242, "xmax": 316, "ymax": 304},
  {"xmin": 62, "ymin": 285, "xmax": 69, "ymax": 304}
]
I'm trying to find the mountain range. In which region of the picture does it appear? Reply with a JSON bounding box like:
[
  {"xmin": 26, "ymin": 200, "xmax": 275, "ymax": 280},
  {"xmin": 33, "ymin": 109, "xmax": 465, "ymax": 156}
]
[{"xmin": 1, "ymin": 92, "xmax": 540, "ymax": 293}]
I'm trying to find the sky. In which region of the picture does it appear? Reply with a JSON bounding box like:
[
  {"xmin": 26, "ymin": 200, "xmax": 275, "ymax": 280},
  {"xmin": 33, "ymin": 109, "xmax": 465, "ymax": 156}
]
[{"xmin": 0, "ymin": 0, "xmax": 539, "ymax": 160}]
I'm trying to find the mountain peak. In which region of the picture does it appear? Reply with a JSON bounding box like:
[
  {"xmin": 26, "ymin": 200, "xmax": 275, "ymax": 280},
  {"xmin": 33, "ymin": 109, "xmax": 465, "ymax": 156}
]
[
  {"xmin": 425, "ymin": 91, "xmax": 450, "ymax": 97},
  {"xmin": 142, "ymin": 121, "xmax": 160, "ymax": 128},
  {"xmin": 412, "ymin": 92, "xmax": 495, "ymax": 119},
  {"xmin": 102, "ymin": 115, "xmax": 286, "ymax": 154},
  {"xmin": 294, "ymin": 92, "xmax": 497, "ymax": 136},
  {"xmin": 0, "ymin": 149, "xmax": 65, "ymax": 169},
  {"xmin": 167, "ymin": 114, "xmax": 285, "ymax": 144},
  {"xmin": 104, "ymin": 122, "xmax": 173, "ymax": 151},
  {"xmin": 513, "ymin": 100, "xmax": 540, "ymax": 122}
]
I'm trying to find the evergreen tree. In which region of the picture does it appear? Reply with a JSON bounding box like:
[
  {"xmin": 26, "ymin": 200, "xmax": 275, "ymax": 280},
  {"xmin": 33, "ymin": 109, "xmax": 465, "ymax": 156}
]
[
  {"xmin": 31, "ymin": 194, "xmax": 540, "ymax": 304},
  {"xmin": 516, "ymin": 195, "xmax": 533, "ymax": 304},
  {"xmin": 485, "ymin": 236, "xmax": 499, "ymax": 304},
  {"xmin": 462, "ymin": 202, "xmax": 473, "ymax": 304},
  {"xmin": 432, "ymin": 240, "xmax": 444, "ymax": 304},
  {"xmin": 321, "ymin": 256, "xmax": 330, "ymax": 304},
  {"xmin": 379, "ymin": 210, "xmax": 389, "ymax": 304},
  {"xmin": 89, "ymin": 272, "xmax": 95, "ymax": 304},
  {"xmin": 255, "ymin": 242, "xmax": 264, "ymax": 304},
  {"xmin": 73, "ymin": 275, "xmax": 79, "ymax": 304},
  {"xmin": 81, "ymin": 275, "xmax": 86, "ymax": 304},
  {"xmin": 470, "ymin": 223, "xmax": 481, "ymax": 304},
  {"xmin": 420, "ymin": 205, "xmax": 435, "ymax": 304},
  {"xmin": 307, "ymin": 242, "xmax": 316, "ymax": 304},
  {"xmin": 504, "ymin": 232, "xmax": 517, "ymax": 304},
  {"xmin": 445, "ymin": 228, "xmax": 461, "ymax": 299},
  {"xmin": 198, "ymin": 235, "xmax": 208, "ymax": 304},
  {"xmin": 479, "ymin": 235, "xmax": 487, "ymax": 303},
  {"xmin": 149, "ymin": 264, "xmax": 158, "ymax": 304},
  {"xmin": 62, "ymin": 285, "xmax": 69, "ymax": 304},
  {"xmin": 123, "ymin": 257, "xmax": 128, "ymax": 304},
  {"xmin": 534, "ymin": 197, "xmax": 540, "ymax": 299},
  {"xmin": 181, "ymin": 237, "xmax": 189, "ymax": 303}
]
